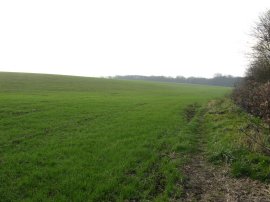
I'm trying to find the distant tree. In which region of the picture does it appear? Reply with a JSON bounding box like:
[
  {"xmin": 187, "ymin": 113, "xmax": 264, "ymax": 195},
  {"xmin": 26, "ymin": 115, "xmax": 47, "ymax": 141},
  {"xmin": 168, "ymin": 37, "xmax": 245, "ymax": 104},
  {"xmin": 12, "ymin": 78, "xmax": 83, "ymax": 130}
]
[
  {"xmin": 214, "ymin": 73, "xmax": 223, "ymax": 78},
  {"xmin": 113, "ymin": 74, "xmax": 241, "ymax": 87}
]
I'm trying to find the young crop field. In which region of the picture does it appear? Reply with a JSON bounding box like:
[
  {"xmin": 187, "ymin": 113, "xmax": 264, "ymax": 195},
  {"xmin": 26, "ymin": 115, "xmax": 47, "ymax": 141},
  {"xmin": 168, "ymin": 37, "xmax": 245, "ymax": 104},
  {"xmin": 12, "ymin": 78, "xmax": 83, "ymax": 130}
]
[{"xmin": 0, "ymin": 72, "xmax": 230, "ymax": 201}]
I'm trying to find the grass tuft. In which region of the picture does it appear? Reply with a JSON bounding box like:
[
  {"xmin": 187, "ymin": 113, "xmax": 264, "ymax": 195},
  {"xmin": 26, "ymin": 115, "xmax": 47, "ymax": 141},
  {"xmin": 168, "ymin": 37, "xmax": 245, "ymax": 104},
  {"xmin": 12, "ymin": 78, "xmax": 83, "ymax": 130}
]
[{"xmin": 204, "ymin": 98, "xmax": 270, "ymax": 182}]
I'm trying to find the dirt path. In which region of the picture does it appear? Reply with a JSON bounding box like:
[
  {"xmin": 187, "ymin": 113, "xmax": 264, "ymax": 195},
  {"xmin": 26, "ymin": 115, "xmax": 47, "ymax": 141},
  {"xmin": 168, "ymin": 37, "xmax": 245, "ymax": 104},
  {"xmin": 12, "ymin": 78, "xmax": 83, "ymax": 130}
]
[{"xmin": 181, "ymin": 140, "xmax": 270, "ymax": 201}]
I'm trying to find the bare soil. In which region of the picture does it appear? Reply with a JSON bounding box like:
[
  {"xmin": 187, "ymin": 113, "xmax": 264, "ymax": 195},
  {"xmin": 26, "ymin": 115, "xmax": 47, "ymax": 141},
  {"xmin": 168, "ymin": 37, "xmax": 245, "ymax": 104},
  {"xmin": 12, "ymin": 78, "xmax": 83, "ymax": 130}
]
[{"xmin": 180, "ymin": 142, "xmax": 270, "ymax": 202}]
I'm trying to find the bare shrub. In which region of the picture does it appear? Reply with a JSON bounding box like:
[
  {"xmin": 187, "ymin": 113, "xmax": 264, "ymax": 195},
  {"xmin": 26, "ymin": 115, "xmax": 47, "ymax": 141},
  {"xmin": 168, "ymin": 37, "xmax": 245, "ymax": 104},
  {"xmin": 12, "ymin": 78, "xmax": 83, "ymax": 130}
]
[{"xmin": 233, "ymin": 10, "xmax": 270, "ymax": 129}]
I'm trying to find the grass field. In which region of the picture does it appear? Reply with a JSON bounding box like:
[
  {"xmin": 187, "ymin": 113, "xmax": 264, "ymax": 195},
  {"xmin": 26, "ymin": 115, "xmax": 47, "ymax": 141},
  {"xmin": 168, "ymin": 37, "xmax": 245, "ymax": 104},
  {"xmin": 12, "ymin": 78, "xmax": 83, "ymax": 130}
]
[{"xmin": 0, "ymin": 72, "xmax": 230, "ymax": 201}]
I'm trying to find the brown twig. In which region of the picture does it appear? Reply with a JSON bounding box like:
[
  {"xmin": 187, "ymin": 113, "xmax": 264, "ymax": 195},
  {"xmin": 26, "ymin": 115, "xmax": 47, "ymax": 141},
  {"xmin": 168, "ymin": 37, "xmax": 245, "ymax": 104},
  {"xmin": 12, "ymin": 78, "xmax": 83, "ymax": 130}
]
[{"xmin": 240, "ymin": 127, "xmax": 270, "ymax": 155}]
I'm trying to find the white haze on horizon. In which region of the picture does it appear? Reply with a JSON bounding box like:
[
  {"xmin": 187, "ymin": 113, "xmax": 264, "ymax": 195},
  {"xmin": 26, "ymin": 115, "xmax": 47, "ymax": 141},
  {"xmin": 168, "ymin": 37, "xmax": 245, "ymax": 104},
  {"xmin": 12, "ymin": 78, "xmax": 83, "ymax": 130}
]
[{"xmin": 0, "ymin": 0, "xmax": 270, "ymax": 78}]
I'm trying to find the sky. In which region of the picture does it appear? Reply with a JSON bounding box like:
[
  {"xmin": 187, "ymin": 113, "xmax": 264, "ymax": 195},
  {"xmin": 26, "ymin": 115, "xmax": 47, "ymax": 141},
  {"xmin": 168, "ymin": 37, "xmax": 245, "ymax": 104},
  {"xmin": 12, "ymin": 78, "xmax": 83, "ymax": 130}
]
[{"xmin": 0, "ymin": 0, "xmax": 269, "ymax": 78}]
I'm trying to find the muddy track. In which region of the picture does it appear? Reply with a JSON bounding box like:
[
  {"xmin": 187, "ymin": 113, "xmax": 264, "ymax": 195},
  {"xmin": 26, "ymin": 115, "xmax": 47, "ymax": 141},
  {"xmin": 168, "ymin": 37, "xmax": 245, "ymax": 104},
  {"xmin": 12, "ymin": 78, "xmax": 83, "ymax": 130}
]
[{"xmin": 180, "ymin": 116, "xmax": 270, "ymax": 201}]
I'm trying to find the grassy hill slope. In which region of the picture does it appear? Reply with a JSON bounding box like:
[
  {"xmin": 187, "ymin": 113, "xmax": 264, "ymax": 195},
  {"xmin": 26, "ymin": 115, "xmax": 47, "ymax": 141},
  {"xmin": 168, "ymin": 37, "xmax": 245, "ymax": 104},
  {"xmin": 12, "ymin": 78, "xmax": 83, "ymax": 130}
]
[{"xmin": 0, "ymin": 72, "xmax": 230, "ymax": 201}]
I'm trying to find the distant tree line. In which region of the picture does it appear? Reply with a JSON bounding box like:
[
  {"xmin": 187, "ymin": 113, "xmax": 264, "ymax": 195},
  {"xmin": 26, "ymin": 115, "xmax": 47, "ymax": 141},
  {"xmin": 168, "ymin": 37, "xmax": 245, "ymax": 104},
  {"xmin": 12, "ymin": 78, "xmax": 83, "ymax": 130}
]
[
  {"xmin": 233, "ymin": 10, "xmax": 270, "ymax": 127},
  {"xmin": 111, "ymin": 74, "xmax": 242, "ymax": 87}
]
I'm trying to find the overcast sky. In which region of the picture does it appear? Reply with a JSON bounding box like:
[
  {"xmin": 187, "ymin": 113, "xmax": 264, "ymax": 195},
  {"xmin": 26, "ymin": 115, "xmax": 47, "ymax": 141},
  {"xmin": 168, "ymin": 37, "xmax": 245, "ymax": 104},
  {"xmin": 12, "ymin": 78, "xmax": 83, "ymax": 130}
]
[{"xmin": 0, "ymin": 0, "xmax": 269, "ymax": 78}]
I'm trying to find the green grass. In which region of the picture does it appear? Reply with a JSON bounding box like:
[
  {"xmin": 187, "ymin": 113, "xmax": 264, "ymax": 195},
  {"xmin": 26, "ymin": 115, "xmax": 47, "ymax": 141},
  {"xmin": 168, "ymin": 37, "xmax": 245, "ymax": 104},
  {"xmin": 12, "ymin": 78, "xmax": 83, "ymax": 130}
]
[
  {"xmin": 0, "ymin": 72, "xmax": 229, "ymax": 201},
  {"xmin": 204, "ymin": 98, "xmax": 270, "ymax": 182}
]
